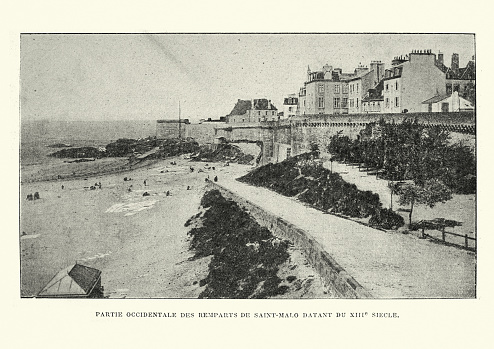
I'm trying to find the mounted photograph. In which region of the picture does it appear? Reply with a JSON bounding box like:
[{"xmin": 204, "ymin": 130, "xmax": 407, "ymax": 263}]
[{"xmin": 19, "ymin": 33, "xmax": 476, "ymax": 299}]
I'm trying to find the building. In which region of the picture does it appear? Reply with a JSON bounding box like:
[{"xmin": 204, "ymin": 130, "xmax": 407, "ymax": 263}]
[
  {"xmin": 436, "ymin": 53, "xmax": 476, "ymax": 104},
  {"xmin": 297, "ymin": 61, "xmax": 385, "ymax": 116},
  {"xmin": 362, "ymin": 80, "xmax": 385, "ymax": 113},
  {"xmin": 226, "ymin": 98, "xmax": 278, "ymax": 123},
  {"xmin": 422, "ymin": 91, "xmax": 474, "ymax": 112},
  {"xmin": 382, "ymin": 50, "xmax": 447, "ymax": 113},
  {"xmin": 347, "ymin": 61, "xmax": 385, "ymax": 114},
  {"xmin": 298, "ymin": 64, "xmax": 352, "ymax": 115},
  {"xmin": 156, "ymin": 119, "xmax": 190, "ymax": 139},
  {"xmin": 283, "ymin": 94, "xmax": 298, "ymax": 119}
]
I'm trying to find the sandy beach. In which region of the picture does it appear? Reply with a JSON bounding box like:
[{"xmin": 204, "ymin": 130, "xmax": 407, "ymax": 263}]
[{"xmin": 20, "ymin": 157, "xmax": 328, "ymax": 298}]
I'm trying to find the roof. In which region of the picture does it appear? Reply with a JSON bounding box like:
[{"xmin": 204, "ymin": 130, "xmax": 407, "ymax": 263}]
[
  {"xmin": 347, "ymin": 70, "xmax": 372, "ymax": 82},
  {"xmin": 228, "ymin": 99, "xmax": 277, "ymax": 116},
  {"xmin": 37, "ymin": 264, "xmax": 101, "ymax": 297},
  {"xmin": 253, "ymin": 99, "xmax": 277, "ymax": 110},
  {"xmin": 422, "ymin": 94, "xmax": 449, "ymax": 104}
]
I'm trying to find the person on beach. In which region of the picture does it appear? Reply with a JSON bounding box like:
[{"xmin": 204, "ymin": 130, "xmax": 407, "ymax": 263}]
[
  {"xmin": 61, "ymin": 185, "xmax": 64, "ymax": 189},
  {"xmin": 144, "ymin": 180, "xmax": 147, "ymax": 186},
  {"xmin": 214, "ymin": 176, "xmax": 218, "ymax": 182}
]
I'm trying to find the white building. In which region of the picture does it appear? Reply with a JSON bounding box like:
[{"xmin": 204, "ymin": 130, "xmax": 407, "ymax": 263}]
[{"xmin": 421, "ymin": 91, "xmax": 474, "ymax": 112}]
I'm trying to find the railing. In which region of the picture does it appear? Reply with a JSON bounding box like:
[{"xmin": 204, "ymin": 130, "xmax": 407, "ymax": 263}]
[{"xmin": 420, "ymin": 226, "xmax": 476, "ymax": 252}]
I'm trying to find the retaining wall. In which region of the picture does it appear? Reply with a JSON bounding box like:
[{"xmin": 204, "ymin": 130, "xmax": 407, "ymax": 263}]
[{"xmin": 206, "ymin": 182, "xmax": 373, "ymax": 298}]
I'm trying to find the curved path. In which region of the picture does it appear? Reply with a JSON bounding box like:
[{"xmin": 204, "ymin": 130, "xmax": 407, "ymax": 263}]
[{"xmin": 219, "ymin": 177, "xmax": 476, "ymax": 298}]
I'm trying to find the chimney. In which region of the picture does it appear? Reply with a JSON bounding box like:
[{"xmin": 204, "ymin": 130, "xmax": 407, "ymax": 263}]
[
  {"xmin": 437, "ymin": 52, "xmax": 444, "ymax": 65},
  {"xmin": 451, "ymin": 53, "xmax": 460, "ymax": 73}
]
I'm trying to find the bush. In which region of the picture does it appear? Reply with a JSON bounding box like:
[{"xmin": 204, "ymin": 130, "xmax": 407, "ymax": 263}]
[
  {"xmin": 187, "ymin": 190, "xmax": 290, "ymax": 298},
  {"xmin": 369, "ymin": 208, "xmax": 405, "ymax": 230}
]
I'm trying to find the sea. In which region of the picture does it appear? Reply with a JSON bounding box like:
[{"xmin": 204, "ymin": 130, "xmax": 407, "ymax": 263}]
[{"xmin": 21, "ymin": 120, "xmax": 157, "ymax": 167}]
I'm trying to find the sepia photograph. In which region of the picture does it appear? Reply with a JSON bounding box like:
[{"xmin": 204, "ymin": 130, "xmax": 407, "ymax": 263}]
[{"xmin": 19, "ymin": 33, "xmax": 477, "ymax": 300}]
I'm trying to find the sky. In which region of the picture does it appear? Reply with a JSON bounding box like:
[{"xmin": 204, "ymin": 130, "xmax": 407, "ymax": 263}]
[{"xmin": 20, "ymin": 33, "xmax": 475, "ymax": 122}]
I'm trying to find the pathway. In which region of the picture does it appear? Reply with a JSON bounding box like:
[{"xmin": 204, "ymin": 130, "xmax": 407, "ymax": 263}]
[{"xmin": 218, "ymin": 176, "xmax": 476, "ymax": 298}]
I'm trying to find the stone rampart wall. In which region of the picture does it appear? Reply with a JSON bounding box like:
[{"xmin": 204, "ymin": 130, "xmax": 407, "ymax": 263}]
[{"xmin": 206, "ymin": 182, "xmax": 373, "ymax": 298}]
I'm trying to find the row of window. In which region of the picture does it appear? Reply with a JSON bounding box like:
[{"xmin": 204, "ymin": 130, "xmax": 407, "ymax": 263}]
[
  {"xmin": 317, "ymin": 84, "xmax": 350, "ymax": 94},
  {"xmin": 385, "ymin": 97, "xmax": 400, "ymax": 108},
  {"xmin": 255, "ymin": 110, "xmax": 276, "ymax": 116},
  {"xmin": 385, "ymin": 80, "xmax": 399, "ymax": 91},
  {"xmin": 317, "ymin": 97, "xmax": 352, "ymax": 109},
  {"xmin": 349, "ymin": 83, "xmax": 359, "ymax": 94}
]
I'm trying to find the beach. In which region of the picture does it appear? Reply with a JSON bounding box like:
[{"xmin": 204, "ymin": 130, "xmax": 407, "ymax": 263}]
[{"xmin": 20, "ymin": 156, "xmax": 329, "ymax": 298}]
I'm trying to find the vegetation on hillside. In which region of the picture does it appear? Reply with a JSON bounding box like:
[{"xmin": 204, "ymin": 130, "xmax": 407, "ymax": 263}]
[
  {"xmin": 186, "ymin": 190, "xmax": 290, "ymax": 298},
  {"xmin": 327, "ymin": 119, "xmax": 476, "ymax": 194},
  {"xmin": 239, "ymin": 151, "xmax": 404, "ymax": 230},
  {"xmin": 191, "ymin": 143, "xmax": 255, "ymax": 164}
]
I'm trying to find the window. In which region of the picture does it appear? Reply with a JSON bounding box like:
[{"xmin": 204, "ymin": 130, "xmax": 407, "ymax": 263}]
[
  {"xmin": 258, "ymin": 111, "xmax": 261, "ymax": 115},
  {"xmin": 356, "ymin": 84, "xmax": 359, "ymax": 93},
  {"xmin": 350, "ymin": 99, "xmax": 354, "ymax": 108},
  {"xmin": 395, "ymin": 81, "xmax": 398, "ymax": 90},
  {"xmin": 446, "ymin": 83, "xmax": 452, "ymax": 94},
  {"xmin": 386, "ymin": 98, "xmax": 389, "ymax": 108},
  {"xmin": 342, "ymin": 97, "xmax": 348, "ymax": 108},
  {"xmin": 318, "ymin": 84, "xmax": 325, "ymax": 94},
  {"xmin": 356, "ymin": 98, "xmax": 359, "ymax": 108},
  {"xmin": 386, "ymin": 83, "xmax": 389, "ymax": 91},
  {"xmin": 342, "ymin": 85, "xmax": 348, "ymax": 94},
  {"xmin": 395, "ymin": 97, "xmax": 399, "ymax": 107},
  {"xmin": 286, "ymin": 148, "xmax": 291, "ymax": 158},
  {"xmin": 441, "ymin": 102, "xmax": 449, "ymax": 112},
  {"xmin": 318, "ymin": 97, "xmax": 325, "ymax": 108},
  {"xmin": 266, "ymin": 111, "xmax": 269, "ymax": 115},
  {"xmin": 334, "ymin": 98, "xmax": 340, "ymax": 108},
  {"xmin": 288, "ymin": 106, "xmax": 293, "ymax": 112},
  {"xmin": 334, "ymin": 84, "xmax": 340, "ymax": 93},
  {"xmin": 272, "ymin": 111, "xmax": 275, "ymax": 115}
]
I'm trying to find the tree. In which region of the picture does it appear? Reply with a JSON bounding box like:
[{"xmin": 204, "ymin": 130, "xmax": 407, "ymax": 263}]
[{"xmin": 394, "ymin": 179, "xmax": 453, "ymax": 225}]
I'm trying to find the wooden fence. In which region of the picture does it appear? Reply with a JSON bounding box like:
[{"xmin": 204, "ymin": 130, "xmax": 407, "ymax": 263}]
[{"xmin": 421, "ymin": 226, "xmax": 476, "ymax": 252}]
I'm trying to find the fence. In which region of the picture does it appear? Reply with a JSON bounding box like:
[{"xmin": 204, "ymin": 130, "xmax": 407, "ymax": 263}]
[{"xmin": 420, "ymin": 226, "xmax": 476, "ymax": 252}]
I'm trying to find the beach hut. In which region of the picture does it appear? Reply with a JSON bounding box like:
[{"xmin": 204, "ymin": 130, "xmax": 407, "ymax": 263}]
[{"xmin": 37, "ymin": 263, "xmax": 103, "ymax": 298}]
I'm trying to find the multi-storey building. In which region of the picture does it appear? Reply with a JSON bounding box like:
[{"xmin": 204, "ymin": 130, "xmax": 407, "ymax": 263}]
[
  {"xmin": 297, "ymin": 61, "xmax": 385, "ymax": 116},
  {"xmin": 226, "ymin": 98, "xmax": 278, "ymax": 123},
  {"xmin": 362, "ymin": 80, "xmax": 384, "ymax": 113},
  {"xmin": 382, "ymin": 50, "xmax": 447, "ymax": 113},
  {"xmin": 283, "ymin": 94, "xmax": 298, "ymax": 119},
  {"xmin": 297, "ymin": 64, "xmax": 351, "ymax": 115},
  {"xmin": 347, "ymin": 61, "xmax": 385, "ymax": 114},
  {"xmin": 435, "ymin": 53, "xmax": 475, "ymax": 104}
]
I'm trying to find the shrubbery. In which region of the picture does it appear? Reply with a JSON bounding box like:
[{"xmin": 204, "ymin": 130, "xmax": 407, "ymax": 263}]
[
  {"xmin": 239, "ymin": 153, "xmax": 405, "ymax": 229},
  {"xmin": 187, "ymin": 190, "xmax": 290, "ymax": 298},
  {"xmin": 369, "ymin": 208, "xmax": 405, "ymax": 230},
  {"xmin": 191, "ymin": 143, "xmax": 254, "ymax": 164},
  {"xmin": 327, "ymin": 120, "xmax": 476, "ymax": 194}
]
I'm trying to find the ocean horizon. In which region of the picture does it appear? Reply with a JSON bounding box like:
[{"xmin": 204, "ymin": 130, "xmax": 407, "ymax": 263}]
[{"xmin": 21, "ymin": 119, "xmax": 158, "ymax": 166}]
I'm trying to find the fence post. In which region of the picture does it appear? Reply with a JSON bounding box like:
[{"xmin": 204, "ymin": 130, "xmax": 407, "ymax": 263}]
[
  {"xmin": 465, "ymin": 234, "xmax": 468, "ymax": 249},
  {"xmin": 421, "ymin": 227, "xmax": 425, "ymax": 239},
  {"xmin": 441, "ymin": 227, "xmax": 446, "ymax": 242}
]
